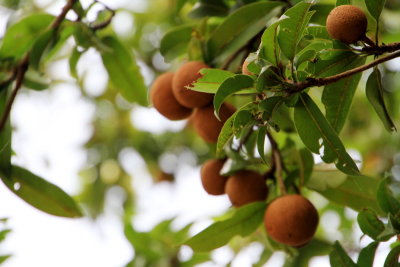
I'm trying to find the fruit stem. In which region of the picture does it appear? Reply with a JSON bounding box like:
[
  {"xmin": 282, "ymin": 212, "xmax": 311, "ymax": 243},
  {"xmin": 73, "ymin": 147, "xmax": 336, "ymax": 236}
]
[{"xmin": 266, "ymin": 131, "xmax": 287, "ymax": 195}]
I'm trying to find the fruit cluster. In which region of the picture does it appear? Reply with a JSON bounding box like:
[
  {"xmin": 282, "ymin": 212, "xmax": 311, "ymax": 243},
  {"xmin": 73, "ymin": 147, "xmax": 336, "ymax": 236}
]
[
  {"xmin": 200, "ymin": 158, "xmax": 318, "ymax": 247},
  {"xmin": 150, "ymin": 61, "xmax": 236, "ymax": 143}
]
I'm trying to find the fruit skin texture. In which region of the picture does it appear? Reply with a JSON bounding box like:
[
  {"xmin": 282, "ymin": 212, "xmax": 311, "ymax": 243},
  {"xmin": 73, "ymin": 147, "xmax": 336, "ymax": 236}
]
[
  {"xmin": 264, "ymin": 194, "xmax": 319, "ymax": 247},
  {"xmin": 326, "ymin": 5, "xmax": 368, "ymax": 44},
  {"xmin": 200, "ymin": 159, "xmax": 228, "ymax": 195},
  {"xmin": 192, "ymin": 102, "xmax": 236, "ymax": 143},
  {"xmin": 172, "ymin": 61, "xmax": 214, "ymax": 108},
  {"xmin": 225, "ymin": 170, "xmax": 268, "ymax": 207},
  {"xmin": 150, "ymin": 72, "xmax": 192, "ymax": 120}
]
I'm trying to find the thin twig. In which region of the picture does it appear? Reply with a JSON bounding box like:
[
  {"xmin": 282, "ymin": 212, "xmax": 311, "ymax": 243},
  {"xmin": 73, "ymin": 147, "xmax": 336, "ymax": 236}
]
[
  {"xmin": 90, "ymin": 1, "xmax": 116, "ymax": 31},
  {"xmin": 289, "ymin": 49, "xmax": 400, "ymax": 94},
  {"xmin": 266, "ymin": 131, "xmax": 287, "ymax": 195}
]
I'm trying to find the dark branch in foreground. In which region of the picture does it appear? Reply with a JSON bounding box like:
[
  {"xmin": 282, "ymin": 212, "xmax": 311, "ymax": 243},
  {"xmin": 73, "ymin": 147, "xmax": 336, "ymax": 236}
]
[
  {"xmin": 288, "ymin": 49, "xmax": 400, "ymax": 94},
  {"xmin": 0, "ymin": 0, "xmax": 78, "ymax": 132}
]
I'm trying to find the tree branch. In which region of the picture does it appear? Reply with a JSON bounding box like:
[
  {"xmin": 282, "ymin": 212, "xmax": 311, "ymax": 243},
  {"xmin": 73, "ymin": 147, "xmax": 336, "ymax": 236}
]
[
  {"xmin": 0, "ymin": 0, "xmax": 77, "ymax": 132},
  {"xmin": 289, "ymin": 49, "xmax": 400, "ymax": 94}
]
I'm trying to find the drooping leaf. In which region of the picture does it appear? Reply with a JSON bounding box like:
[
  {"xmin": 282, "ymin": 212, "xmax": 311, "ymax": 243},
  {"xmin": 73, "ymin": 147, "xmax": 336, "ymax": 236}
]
[
  {"xmin": 322, "ymin": 56, "xmax": 366, "ymax": 133},
  {"xmin": 294, "ymin": 93, "xmax": 359, "ymax": 175},
  {"xmin": 189, "ymin": 68, "xmax": 235, "ymax": 93},
  {"xmin": 0, "ymin": 88, "xmax": 11, "ymax": 177},
  {"xmin": 0, "ymin": 14, "xmax": 54, "ymax": 61},
  {"xmin": 366, "ymin": 68, "xmax": 396, "ymax": 132},
  {"xmin": 357, "ymin": 209, "xmax": 385, "ymax": 240},
  {"xmin": 213, "ymin": 75, "xmax": 254, "ymax": 119},
  {"xmin": 0, "ymin": 166, "xmax": 83, "ymax": 218},
  {"xmin": 29, "ymin": 29, "xmax": 54, "ymax": 70},
  {"xmin": 365, "ymin": 0, "xmax": 386, "ymax": 21},
  {"xmin": 160, "ymin": 24, "xmax": 194, "ymax": 62},
  {"xmin": 206, "ymin": 2, "xmax": 283, "ymax": 64},
  {"xmin": 329, "ymin": 241, "xmax": 358, "ymax": 267},
  {"xmin": 257, "ymin": 126, "xmax": 268, "ymax": 164},
  {"xmin": 383, "ymin": 244, "xmax": 400, "ymax": 267},
  {"xmin": 278, "ymin": 2, "xmax": 314, "ymax": 60},
  {"xmin": 308, "ymin": 172, "xmax": 383, "ymax": 215},
  {"xmin": 184, "ymin": 202, "xmax": 266, "ymax": 252},
  {"xmin": 100, "ymin": 36, "xmax": 148, "ymax": 106},
  {"xmin": 357, "ymin": 242, "xmax": 379, "ymax": 267},
  {"xmin": 260, "ymin": 19, "xmax": 286, "ymax": 67},
  {"xmin": 377, "ymin": 178, "xmax": 400, "ymax": 215},
  {"xmin": 297, "ymin": 148, "xmax": 314, "ymax": 186}
]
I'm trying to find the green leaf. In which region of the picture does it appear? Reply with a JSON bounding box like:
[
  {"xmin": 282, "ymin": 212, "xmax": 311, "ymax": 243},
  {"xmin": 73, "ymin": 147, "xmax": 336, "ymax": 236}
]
[
  {"xmin": 366, "ymin": 68, "xmax": 396, "ymax": 133},
  {"xmin": 365, "ymin": 0, "xmax": 386, "ymax": 21},
  {"xmin": 336, "ymin": 0, "xmax": 350, "ymax": 6},
  {"xmin": 0, "ymin": 14, "xmax": 54, "ymax": 61},
  {"xmin": 329, "ymin": 241, "xmax": 358, "ymax": 267},
  {"xmin": 100, "ymin": 36, "xmax": 148, "ymax": 106},
  {"xmin": 213, "ymin": 75, "xmax": 254, "ymax": 119},
  {"xmin": 257, "ymin": 126, "xmax": 268, "ymax": 164},
  {"xmin": 377, "ymin": 178, "xmax": 400, "ymax": 215},
  {"xmin": 308, "ymin": 172, "xmax": 383, "ymax": 215},
  {"xmin": 298, "ymin": 148, "xmax": 314, "ymax": 186},
  {"xmin": 0, "ymin": 166, "xmax": 82, "ymax": 218},
  {"xmin": 384, "ymin": 244, "xmax": 400, "ymax": 267},
  {"xmin": 184, "ymin": 202, "xmax": 266, "ymax": 252},
  {"xmin": 69, "ymin": 47, "xmax": 83, "ymax": 79},
  {"xmin": 357, "ymin": 209, "xmax": 385, "ymax": 240},
  {"xmin": 189, "ymin": 68, "xmax": 235, "ymax": 93},
  {"xmin": 294, "ymin": 93, "xmax": 359, "ymax": 175},
  {"xmin": 23, "ymin": 70, "xmax": 50, "ymax": 91},
  {"xmin": 216, "ymin": 103, "xmax": 254, "ymax": 155},
  {"xmin": 188, "ymin": 0, "xmax": 229, "ymax": 18},
  {"xmin": 260, "ymin": 19, "xmax": 286, "ymax": 67},
  {"xmin": 357, "ymin": 242, "xmax": 379, "ymax": 267},
  {"xmin": 29, "ymin": 29, "xmax": 54, "ymax": 71},
  {"xmin": 278, "ymin": 2, "xmax": 314, "ymax": 60},
  {"xmin": 176, "ymin": 0, "xmax": 189, "ymax": 13},
  {"xmin": 160, "ymin": 24, "xmax": 194, "ymax": 62},
  {"xmin": 322, "ymin": 56, "xmax": 366, "ymax": 133},
  {"xmin": 206, "ymin": 1, "xmax": 283, "ymax": 63},
  {"xmin": 258, "ymin": 96, "xmax": 283, "ymax": 118},
  {"xmin": 0, "ymin": 89, "xmax": 11, "ymax": 177}
]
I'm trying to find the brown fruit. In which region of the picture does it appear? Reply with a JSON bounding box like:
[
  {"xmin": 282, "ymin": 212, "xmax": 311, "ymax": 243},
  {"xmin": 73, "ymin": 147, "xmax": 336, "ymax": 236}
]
[
  {"xmin": 200, "ymin": 159, "xmax": 228, "ymax": 195},
  {"xmin": 242, "ymin": 60, "xmax": 253, "ymax": 75},
  {"xmin": 264, "ymin": 194, "xmax": 319, "ymax": 247},
  {"xmin": 326, "ymin": 5, "xmax": 368, "ymax": 44},
  {"xmin": 150, "ymin": 72, "xmax": 192, "ymax": 120},
  {"xmin": 172, "ymin": 61, "xmax": 214, "ymax": 108},
  {"xmin": 192, "ymin": 102, "xmax": 236, "ymax": 143},
  {"xmin": 225, "ymin": 170, "xmax": 268, "ymax": 207}
]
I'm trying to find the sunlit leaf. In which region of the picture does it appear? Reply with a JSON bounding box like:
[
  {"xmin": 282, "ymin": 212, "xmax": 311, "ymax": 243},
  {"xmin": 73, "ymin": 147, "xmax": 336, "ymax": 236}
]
[
  {"xmin": 0, "ymin": 14, "xmax": 54, "ymax": 61},
  {"xmin": 329, "ymin": 241, "xmax": 358, "ymax": 267},
  {"xmin": 184, "ymin": 202, "xmax": 266, "ymax": 252},
  {"xmin": 294, "ymin": 93, "xmax": 359, "ymax": 175},
  {"xmin": 189, "ymin": 68, "xmax": 235, "ymax": 93},
  {"xmin": 357, "ymin": 242, "xmax": 379, "ymax": 267},
  {"xmin": 260, "ymin": 19, "xmax": 286, "ymax": 67},
  {"xmin": 100, "ymin": 36, "xmax": 148, "ymax": 106},
  {"xmin": 357, "ymin": 209, "xmax": 385, "ymax": 240},
  {"xmin": 0, "ymin": 166, "xmax": 83, "ymax": 218},
  {"xmin": 278, "ymin": 2, "xmax": 314, "ymax": 60},
  {"xmin": 160, "ymin": 24, "xmax": 194, "ymax": 62},
  {"xmin": 213, "ymin": 75, "xmax": 254, "ymax": 119}
]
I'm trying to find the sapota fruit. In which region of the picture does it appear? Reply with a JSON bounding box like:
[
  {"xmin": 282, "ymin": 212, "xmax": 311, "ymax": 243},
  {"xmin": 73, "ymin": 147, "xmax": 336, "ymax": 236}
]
[
  {"xmin": 200, "ymin": 159, "xmax": 227, "ymax": 195},
  {"xmin": 150, "ymin": 72, "xmax": 192, "ymax": 120},
  {"xmin": 225, "ymin": 170, "xmax": 268, "ymax": 207},
  {"xmin": 326, "ymin": 5, "xmax": 368, "ymax": 44},
  {"xmin": 264, "ymin": 194, "xmax": 319, "ymax": 247},
  {"xmin": 172, "ymin": 61, "xmax": 214, "ymax": 108},
  {"xmin": 192, "ymin": 102, "xmax": 236, "ymax": 143}
]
